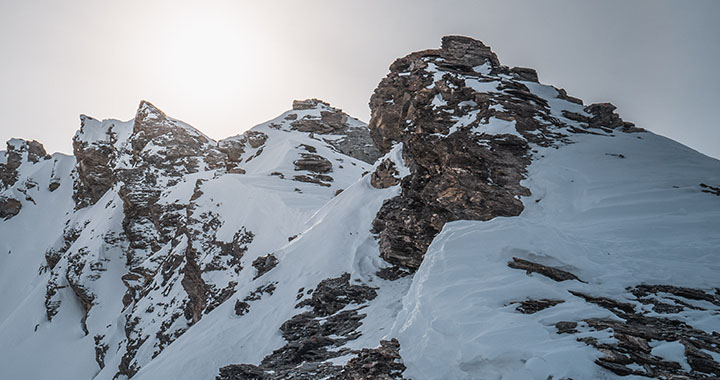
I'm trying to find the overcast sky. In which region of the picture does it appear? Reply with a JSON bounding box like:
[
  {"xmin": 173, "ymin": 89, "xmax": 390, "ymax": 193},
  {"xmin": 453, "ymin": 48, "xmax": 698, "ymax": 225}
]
[{"xmin": 1, "ymin": 0, "xmax": 718, "ymax": 158}]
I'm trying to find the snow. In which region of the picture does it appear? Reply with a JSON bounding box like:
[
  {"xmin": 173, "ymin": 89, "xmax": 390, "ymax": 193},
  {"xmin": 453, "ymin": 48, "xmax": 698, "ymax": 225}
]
[
  {"xmin": 391, "ymin": 131, "xmax": 720, "ymax": 380},
  {"xmin": 431, "ymin": 93, "xmax": 447, "ymax": 109},
  {"xmin": 473, "ymin": 62, "xmax": 492, "ymax": 75},
  {"xmin": 651, "ymin": 340, "xmax": 692, "ymax": 372},
  {"xmin": 464, "ymin": 77, "xmax": 501, "ymax": 94},
  {"xmin": 472, "ymin": 117, "xmax": 524, "ymax": 139},
  {"xmin": 522, "ymin": 81, "xmax": 590, "ymax": 126},
  {"xmin": 425, "ymin": 63, "xmax": 446, "ymax": 88}
]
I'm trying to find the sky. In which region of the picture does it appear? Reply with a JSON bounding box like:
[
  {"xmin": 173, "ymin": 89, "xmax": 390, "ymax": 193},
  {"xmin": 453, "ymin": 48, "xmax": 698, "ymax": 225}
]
[{"xmin": 0, "ymin": 0, "xmax": 719, "ymax": 159}]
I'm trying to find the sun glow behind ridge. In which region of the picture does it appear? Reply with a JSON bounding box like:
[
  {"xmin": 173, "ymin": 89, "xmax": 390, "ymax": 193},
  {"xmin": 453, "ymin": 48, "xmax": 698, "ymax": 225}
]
[{"xmin": 157, "ymin": 5, "xmax": 257, "ymax": 103}]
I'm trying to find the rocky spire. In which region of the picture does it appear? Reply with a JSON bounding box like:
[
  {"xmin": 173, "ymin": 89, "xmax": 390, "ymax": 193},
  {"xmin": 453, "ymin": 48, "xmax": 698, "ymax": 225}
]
[{"xmin": 367, "ymin": 36, "xmax": 635, "ymax": 275}]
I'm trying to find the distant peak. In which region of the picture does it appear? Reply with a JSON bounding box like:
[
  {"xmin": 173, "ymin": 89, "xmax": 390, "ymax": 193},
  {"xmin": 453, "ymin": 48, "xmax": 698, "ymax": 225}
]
[
  {"xmin": 136, "ymin": 100, "xmax": 167, "ymax": 121},
  {"xmin": 292, "ymin": 99, "xmax": 331, "ymax": 111},
  {"xmin": 4, "ymin": 138, "xmax": 48, "ymax": 163}
]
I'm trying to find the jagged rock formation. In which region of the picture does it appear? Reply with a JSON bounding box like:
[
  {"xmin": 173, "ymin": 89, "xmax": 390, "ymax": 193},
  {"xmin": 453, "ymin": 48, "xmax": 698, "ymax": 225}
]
[
  {"xmin": 217, "ymin": 274, "xmax": 407, "ymax": 380},
  {"xmin": 368, "ymin": 35, "xmax": 634, "ymax": 272}
]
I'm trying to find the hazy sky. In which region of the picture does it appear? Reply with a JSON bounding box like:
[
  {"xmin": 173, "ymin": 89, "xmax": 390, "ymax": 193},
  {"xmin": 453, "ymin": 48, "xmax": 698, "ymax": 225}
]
[{"xmin": 1, "ymin": 0, "xmax": 719, "ymax": 158}]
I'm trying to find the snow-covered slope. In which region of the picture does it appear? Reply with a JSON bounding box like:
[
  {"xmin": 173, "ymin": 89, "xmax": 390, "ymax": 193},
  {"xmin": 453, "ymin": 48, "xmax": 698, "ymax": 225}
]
[
  {"xmin": 393, "ymin": 131, "xmax": 720, "ymax": 380},
  {"xmin": 1, "ymin": 36, "xmax": 719, "ymax": 380}
]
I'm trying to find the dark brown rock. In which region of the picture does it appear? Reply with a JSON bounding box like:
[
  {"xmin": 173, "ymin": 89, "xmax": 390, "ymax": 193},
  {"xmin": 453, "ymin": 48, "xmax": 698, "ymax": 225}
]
[
  {"xmin": 246, "ymin": 131, "xmax": 268, "ymax": 148},
  {"xmin": 368, "ymin": 36, "xmax": 535, "ymax": 272},
  {"xmin": 0, "ymin": 197, "xmax": 21, "ymax": 219},
  {"xmin": 515, "ymin": 299, "xmax": 564, "ymax": 314},
  {"xmin": 557, "ymin": 285, "xmax": 720, "ymax": 378},
  {"xmin": 1, "ymin": 139, "xmax": 49, "ymax": 189},
  {"xmin": 294, "ymin": 153, "xmax": 332, "ymax": 173},
  {"xmin": 555, "ymin": 321, "xmax": 578, "ymax": 334},
  {"xmin": 370, "ymin": 159, "xmax": 400, "ymax": 189},
  {"xmin": 288, "ymin": 99, "xmax": 381, "ymax": 164},
  {"xmin": 296, "ymin": 274, "xmax": 377, "ymax": 316},
  {"xmin": 510, "ymin": 67, "xmax": 539, "ymax": 82},
  {"xmin": 218, "ymin": 274, "xmax": 396, "ymax": 380},
  {"xmin": 700, "ymin": 183, "xmax": 720, "ymax": 196},
  {"xmin": 252, "ymin": 254, "xmax": 278, "ymax": 279},
  {"xmin": 234, "ymin": 300, "xmax": 250, "ymax": 316},
  {"xmin": 508, "ymin": 257, "xmax": 584, "ymax": 282},
  {"xmin": 293, "ymin": 174, "xmax": 332, "ymax": 187}
]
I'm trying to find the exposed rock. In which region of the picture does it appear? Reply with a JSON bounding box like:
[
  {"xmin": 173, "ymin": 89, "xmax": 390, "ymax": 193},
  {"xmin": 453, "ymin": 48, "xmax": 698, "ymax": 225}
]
[
  {"xmin": 509, "ymin": 66, "xmax": 539, "ymax": 82},
  {"xmin": 1, "ymin": 139, "xmax": 49, "ymax": 189},
  {"xmin": 335, "ymin": 339, "xmax": 407, "ymax": 380},
  {"xmin": 294, "ymin": 153, "xmax": 333, "ymax": 173},
  {"xmin": 0, "ymin": 197, "xmax": 21, "ymax": 219},
  {"xmin": 252, "ymin": 254, "xmax": 278, "ymax": 279},
  {"xmin": 72, "ymin": 115, "xmax": 119, "ymax": 208},
  {"xmin": 246, "ymin": 131, "xmax": 268, "ymax": 148},
  {"xmin": 508, "ymin": 257, "xmax": 584, "ymax": 282},
  {"xmin": 218, "ymin": 274, "xmax": 385, "ymax": 379},
  {"xmin": 288, "ymin": 99, "xmax": 381, "ymax": 164},
  {"xmin": 560, "ymin": 285, "xmax": 720, "ymax": 378},
  {"xmin": 293, "ymin": 99, "xmax": 327, "ymax": 111},
  {"xmin": 48, "ymin": 179, "xmax": 61, "ymax": 192},
  {"xmin": 514, "ymin": 298, "xmax": 564, "ymax": 314},
  {"xmin": 234, "ymin": 300, "xmax": 250, "ymax": 316},
  {"xmin": 368, "ymin": 36, "xmax": 542, "ymax": 272},
  {"xmin": 370, "ymin": 159, "xmax": 400, "ymax": 189},
  {"xmin": 700, "ymin": 183, "xmax": 720, "ymax": 196},
  {"xmin": 296, "ymin": 273, "xmax": 377, "ymax": 316},
  {"xmin": 369, "ymin": 35, "xmax": 638, "ymax": 274},
  {"xmin": 555, "ymin": 321, "xmax": 578, "ymax": 334},
  {"xmin": 293, "ymin": 174, "xmax": 332, "ymax": 187}
]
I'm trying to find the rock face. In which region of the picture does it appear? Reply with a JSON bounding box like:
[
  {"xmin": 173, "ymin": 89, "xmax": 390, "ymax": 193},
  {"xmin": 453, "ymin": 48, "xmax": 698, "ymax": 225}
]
[
  {"xmin": 1, "ymin": 139, "xmax": 49, "ymax": 189},
  {"xmin": 216, "ymin": 274, "xmax": 406, "ymax": 380},
  {"xmin": 289, "ymin": 99, "xmax": 382, "ymax": 164},
  {"xmin": 0, "ymin": 196, "xmax": 21, "ymax": 219},
  {"xmin": 368, "ymin": 35, "xmax": 633, "ymax": 272}
]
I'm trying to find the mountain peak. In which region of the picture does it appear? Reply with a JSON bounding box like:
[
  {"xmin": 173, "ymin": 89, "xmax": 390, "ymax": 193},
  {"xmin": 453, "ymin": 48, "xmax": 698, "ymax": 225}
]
[
  {"xmin": 135, "ymin": 100, "xmax": 167, "ymax": 121},
  {"xmin": 440, "ymin": 35, "xmax": 501, "ymax": 67},
  {"xmin": 291, "ymin": 98, "xmax": 332, "ymax": 111}
]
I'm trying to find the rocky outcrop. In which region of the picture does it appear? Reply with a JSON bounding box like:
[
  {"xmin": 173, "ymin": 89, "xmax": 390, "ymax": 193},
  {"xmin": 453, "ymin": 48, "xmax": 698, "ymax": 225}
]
[
  {"xmin": 507, "ymin": 257, "xmax": 585, "ymax": 282},
  {"xmin": 216, "ymin": 274, "xmax": 395, "ymax": 380},
  {"xmin": 0, "ymin": 196, "xmax": 21, "ymax": 219},
  {"xmin": 370, "ymin": 159, "xmax": 400, "ymax": 189},
  {"xmin": 368, "ymin": 36, "xmax": 635, "ymax": 273},
  {"xmin": 700, "ymin": 183, "xmax": 720, "ymax": 196},
  {"xmin": 1, "ymin": 139, "xmax": 49, "ymax": 189},
  {"xmin": 252, "ymin": 254, "xmax": 278, "ymax": 279},
  {"xmin": 564, "ymin": 286, "xmax": 720, "ymax": 378},
  {"xmin": 72, "ymin": 116, "xmax": 118, "ymax": 208},
  {"xmin": 294, "ymin": 153, "xmax": 332, "ymax": 173},
  {"xmin": 288, "ymin": 99, "xmax": 381, "ymax": 164}
]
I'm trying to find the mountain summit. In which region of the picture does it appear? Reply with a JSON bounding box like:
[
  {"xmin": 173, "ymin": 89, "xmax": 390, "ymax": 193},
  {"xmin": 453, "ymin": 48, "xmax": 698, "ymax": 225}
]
[{"xmin": 1, "ymin": 36, "xmax": 719, "ymax": 380}]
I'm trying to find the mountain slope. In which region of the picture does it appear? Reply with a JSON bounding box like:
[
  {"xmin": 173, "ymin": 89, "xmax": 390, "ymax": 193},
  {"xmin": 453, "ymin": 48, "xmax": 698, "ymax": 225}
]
[{"xmin": 1, "ymin": 36, "xmax": 719, "ymax": 380}]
